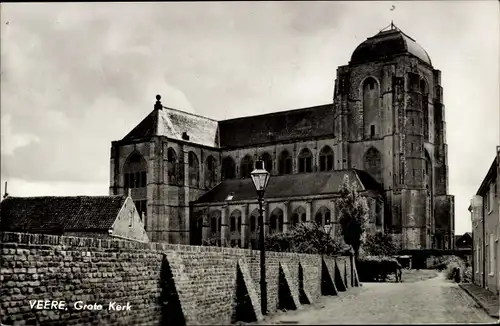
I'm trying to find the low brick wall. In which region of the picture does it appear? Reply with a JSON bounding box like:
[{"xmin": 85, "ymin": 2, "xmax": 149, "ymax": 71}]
[{"xmin": 0, "ymin": 232, "xmax": 359, "ymax": 325}]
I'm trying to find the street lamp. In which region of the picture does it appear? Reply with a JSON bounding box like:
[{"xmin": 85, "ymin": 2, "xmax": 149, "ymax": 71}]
[{"xmin": 250, "ymin": 159, "xmax": 270, "ymax": 315}]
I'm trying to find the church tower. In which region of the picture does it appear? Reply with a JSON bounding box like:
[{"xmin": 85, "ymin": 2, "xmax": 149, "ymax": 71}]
[{"xmin": 333, "ymin": 23, "xmax": 454, "ymax": 249}]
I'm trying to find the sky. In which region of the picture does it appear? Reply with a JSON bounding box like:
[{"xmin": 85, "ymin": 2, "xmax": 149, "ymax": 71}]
[{"xmin": 1, "ymin": 1, "xmax": 499, "ymax": 235}]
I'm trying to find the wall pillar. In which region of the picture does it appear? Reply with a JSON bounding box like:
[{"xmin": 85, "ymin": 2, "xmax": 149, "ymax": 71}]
[
  {"xmin": 183, "ymin": 149, "xmax": 191, "ymax": 245},
  {"xmin": 202, "ymin": 210, "xmax": 210, "ymax": 243},
  {"xmin": 263, "ymin": 201, "xmax": 270, "ymax": 235},
  {"xmin": 306, "ymin": 200, "xmax": 312, "ymax": 223},
  {"xmin": 221, "ymin": 205, "xmax": 229, "ymax": 246},
  {"xmin": 282, "ymin": 201, "xmax": 290, "ymax": 232},
  {"xmin": 329, "ymin": 199, "xmax": 336, "ymax": 236},
  {"xmin": 241, "ymin": 204, "xmax": 249, "ymax": 248}
]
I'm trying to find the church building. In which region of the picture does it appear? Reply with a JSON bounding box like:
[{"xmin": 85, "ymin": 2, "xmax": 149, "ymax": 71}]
[{"xmin": 109, "ymin": 24, "xmax": 455, "ymax": 250}]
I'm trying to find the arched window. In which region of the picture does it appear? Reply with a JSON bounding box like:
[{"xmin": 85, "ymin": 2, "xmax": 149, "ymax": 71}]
[
  {"xmin": 425, "ymin": 150, "xmax": 432, "ymax": 193},
  {"xmin": 298, "ymin": 148, "xmax": 313, "ymax": 173},
  {"xmin": 363, "ymin": 147, "xmax": 382, "ymax": 184},
  {"xmin": 240, "ymin": 155, "xmax": 254, "ymax": 179},
  {"xmin": 124, "ymin": 152, "xmax": 148, "ymax": 218},
  {"xmin": 291, "ymin": 213, "xmax": 299, "ymax": 227},
  {"xmin": 270, "ymin": 208, "xmax": 284, "ymax": 233},
  {"xmin": 188, "ymin": 152, "xmax": 200, "ymax": 187},
  {"xmin": 250, "ymin": 215, "xmax": 257, "ymax": 232},
  {"xmin": 314, "ymin": 206, "xmax": 331, "ymax": 227},
  {"xmin": 293, "ymin": 206, "xmax": 306, "ymax": 226},
  {"xmin": 315, "ymin": 212, "xmax": 322, "ymax": 225},
  {"xmin": 362, "ymin": 77, "xmax": 380, "ymax": 139},
  {"xmin": 167, "ymin": 148, "xmax": 177, "ymax": 184},
  {"xmin": 205, "ymin": 156, "xmax": 217, "ymax": 188},
  {"xmin": 278, "ymin": 150, "xmax": 293, "ymax": 175},
  {"xmin": 319, "ymin": 146, "xmax": 334, "ymax": 171},
  {"xmin": 211, "ymin": 217, "xmax": 217, "ymax": 234},
  {"xmin": 261, "ymin": 152, "xmax": 273, "ymax": 173},
  {"xmin": 230, "ymin": 216, "xmax": 236, "ymax": 232},
  {"xmin": 221, "ymin": 156, "xmax": 236, "ymax": 180},
  {"xmin": 210, "ymin": 211, "xmax": 221, "ymax": 243},
  {"xmin": 124, "ymin": 152, "xmax": 148, "ymax": 189},
  {"xmin": 230, "ymin": 210, "xmax": 241, "ymax": 234}
]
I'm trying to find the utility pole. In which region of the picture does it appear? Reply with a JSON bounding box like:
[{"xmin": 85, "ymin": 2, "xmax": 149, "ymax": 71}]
[{"xmin": 3, "ymin": 181, "xmax": 8, "ymax": 199}]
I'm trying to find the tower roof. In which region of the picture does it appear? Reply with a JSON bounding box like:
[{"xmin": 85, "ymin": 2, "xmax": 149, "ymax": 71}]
[
  {"xmin": 122, "ymin": 95, "xmax": 220, "ymax": 147},
  {"xmin": 350, "ymin": 23, "xmax": 432, "ymax": 66}
]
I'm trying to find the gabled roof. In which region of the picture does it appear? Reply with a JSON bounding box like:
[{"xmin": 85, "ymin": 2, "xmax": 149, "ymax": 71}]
[
  {"xmin": 0, "ymin": 196, "xmax": 127, "ymax": 234},
  {"xmin": 122, "ymin": 101, "xmax": 219, "ymax": 148},
  {"xmin": 218, "ymin": 104, "xmax": 334, "ymax": 148},
  {"xmin": 476, "ymin": 155, "xmax": 498, "ymax": 196},
  {"xmin": 195, "ymin": 170, "xmax": 381, "ymax": 204}
]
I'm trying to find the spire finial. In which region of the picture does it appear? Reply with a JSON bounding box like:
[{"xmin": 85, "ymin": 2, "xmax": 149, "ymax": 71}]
[
  {"xmin": 391, "ymin": 20, "xmax": 394, "ymax": 29},
  {"xmin": 154, "ymin": 94, "xmax": 162, "ymax": 110}
]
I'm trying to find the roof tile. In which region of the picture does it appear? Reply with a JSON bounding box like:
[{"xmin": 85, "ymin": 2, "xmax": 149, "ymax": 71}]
[{"xmin": 0, "ymin": 196, "xmax": 126, "ymax": 234}]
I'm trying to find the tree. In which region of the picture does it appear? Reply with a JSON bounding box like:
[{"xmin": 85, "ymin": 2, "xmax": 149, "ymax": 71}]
[
  {"xmin": 363, "ymin": 231, "xmax": 397, "ymax": 257},
  {"xmin": 337, "ymin": 174, "xmax": 370, "ymax": 260}
]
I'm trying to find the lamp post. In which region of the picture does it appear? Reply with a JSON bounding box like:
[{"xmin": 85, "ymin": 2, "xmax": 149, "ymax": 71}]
[{"xmin": 250, "ymin": 159, "xmax": 270, "ymax": 315}]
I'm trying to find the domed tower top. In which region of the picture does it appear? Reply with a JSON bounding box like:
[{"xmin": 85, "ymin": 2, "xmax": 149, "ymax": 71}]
[{"xmin": 350, "ymin": 22, "xmax": 432, "ymax": 66}]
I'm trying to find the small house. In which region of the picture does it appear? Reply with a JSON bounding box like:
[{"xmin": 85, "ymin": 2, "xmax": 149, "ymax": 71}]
[{"xmin": 0, "ymin": 195, "xmax": 149, "ymax": 243}]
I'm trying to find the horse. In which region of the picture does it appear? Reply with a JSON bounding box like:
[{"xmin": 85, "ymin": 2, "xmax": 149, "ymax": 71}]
[{"xmin": 379, "ymin": 259, "xmax": 403, "ymax": 283}]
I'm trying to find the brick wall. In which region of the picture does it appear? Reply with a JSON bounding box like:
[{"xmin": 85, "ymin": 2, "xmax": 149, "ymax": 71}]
[{"xmin": 0, "ymin": 232, "xmax": 358, "ymax": 326}]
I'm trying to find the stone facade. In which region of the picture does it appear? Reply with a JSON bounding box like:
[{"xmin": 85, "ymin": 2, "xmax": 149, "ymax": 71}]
[
  {"xmin": 109, "ymin": 26, "xmax": 454, "ymax": 249},
  {"xmin": 0, "ymin": 231, "xmax": 358, "ymax": 326},
  {"xmin": 471, "ymin": 148, "xmax": 500, "ymax": 295}
]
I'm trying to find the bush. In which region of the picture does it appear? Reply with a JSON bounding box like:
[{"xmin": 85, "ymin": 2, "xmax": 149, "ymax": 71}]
[
  {"xmin": 265, "ymin": 222, "xmax": 348, "ymax": 256},
  {"xmin": 435, "ymin": 256, "xmax": 467, "ymax": 282},
  {"xmin": 362, "ymin": 232, "xmax": 398, "ymax": 257}
]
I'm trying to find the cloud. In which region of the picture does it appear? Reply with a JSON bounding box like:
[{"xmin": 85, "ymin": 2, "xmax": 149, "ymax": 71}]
[
  {"xmin": 0, "ymin": 115, "xmax": 40, "ymax": 156},
  {"xmin": 0, "ymin": 2, "xmax": 498, "ymax": 235}
]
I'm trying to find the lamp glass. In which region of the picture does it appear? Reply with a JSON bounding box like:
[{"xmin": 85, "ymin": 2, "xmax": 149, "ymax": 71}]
[{"xmin": 251, "ymin": 164, "xmax": 270, "ymax": 192}]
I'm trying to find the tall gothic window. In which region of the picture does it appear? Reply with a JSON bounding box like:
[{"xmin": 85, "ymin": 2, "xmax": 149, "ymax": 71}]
[
  {"xmin": 270, "ymin": 208, "xmax": 284, "ymax": 233},
  {"xmin": 167, "ymin": 148, "xmax": 177, "ymax": 184},
  {"xmin": 314, "ymin": 206, "xmax": 331, "ymax": 227},
  {"xmin": 261, "ymin": 152, "xmax": 273, "ymax": 173},
  {"xmin": 363, "ymin": 147, "xmax": 382, "ymax": 184},
  {"xmin": 124, "ymin": 152, "xmax": 148, "ymax": 189},
  {"xmin": 363, "ymin": 77, "xmax": 380, "ymax": 139},
  {"xmin": 298, "ymin": 148, "xmax": 313, "ymax": 173},
  {"xmin": 319, "ymin": 146, "xmax": 334, "ymax": 171},
  {"xmin": 240, "ymin": 155, "xmax": 254, "ymax": 179},
  {"xmin": 221, "ymin": 156, "xmax": 236, "ymax": 180},
  {"xmin": 188, "ymin": 151, "xmax": 199, "ymax": 187},
  {"xmin": 278, "ymin": 150, "xmax": 292, "ymax": 175},
  {"xmin": 205, "ymin": 155, "xmax": 217, "ymax": 188}
]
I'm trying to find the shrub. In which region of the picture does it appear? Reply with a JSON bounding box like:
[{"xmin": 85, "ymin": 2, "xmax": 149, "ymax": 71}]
[
  {"xmin": 362, "ymin": 232, "xmax": 398, "ymax": 257},
  {"xmin": 438, "ymin": 256, "xmax": 466, "ymax": 282},
  {"xmin": 265, "ymin": 222, "xmax": 348, "ymax": 256}
]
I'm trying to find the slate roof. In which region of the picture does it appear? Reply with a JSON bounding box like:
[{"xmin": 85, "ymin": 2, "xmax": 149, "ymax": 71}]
[
  {"xmin": 0, "ymin": 196, "xmax": 126, "ymax": 234},
  {"xmin": 195, "ymin": 170, "xmax": 380, "ymax": 204},
  {"xmin": 122, "ymin": 106, "xmax": 219, "ymax": 148},
  {"xmin": 218, "ymin": 104, "xmax": 334, "ymax": 148}
]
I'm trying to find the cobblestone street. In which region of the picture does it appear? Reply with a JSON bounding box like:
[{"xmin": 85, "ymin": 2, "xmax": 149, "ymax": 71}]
[{"xmin": 257, "ymin": 273, "xmax": 497, "ymax": 324}]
